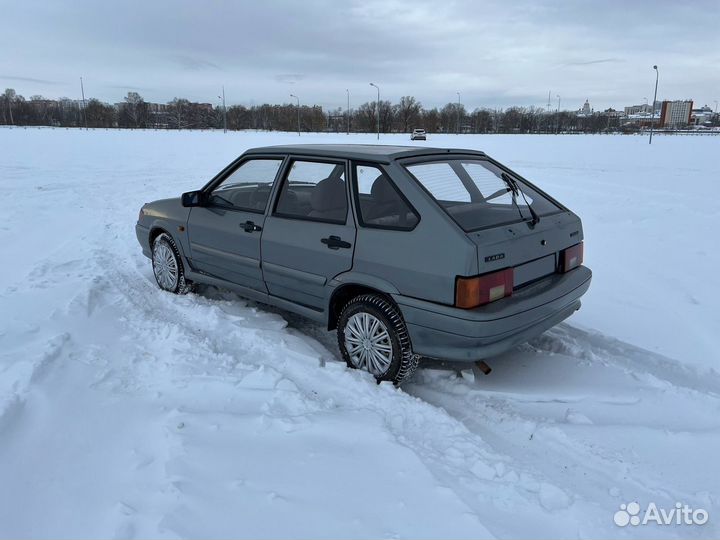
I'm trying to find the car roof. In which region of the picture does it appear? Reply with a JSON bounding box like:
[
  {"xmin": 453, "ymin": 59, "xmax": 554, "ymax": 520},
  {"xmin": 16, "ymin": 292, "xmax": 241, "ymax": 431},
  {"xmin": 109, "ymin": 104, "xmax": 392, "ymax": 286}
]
[{"xmin": 244, "ymin": 144, "xmax": 485, "ymax": 164}]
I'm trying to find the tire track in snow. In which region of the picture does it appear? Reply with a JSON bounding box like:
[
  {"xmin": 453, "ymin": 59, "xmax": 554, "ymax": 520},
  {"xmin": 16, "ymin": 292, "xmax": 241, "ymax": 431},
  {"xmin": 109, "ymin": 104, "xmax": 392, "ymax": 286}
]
[
  {"xmin": 0, "ymin": 333, "xmax": 70, "ymax": 435},
  {"xmin": 407, "ymin": 327, "xmax": 720, "ymax": 538},
  {"xmin": 97, "ymin": 250, "xmax": 595, "ymax": 538}
]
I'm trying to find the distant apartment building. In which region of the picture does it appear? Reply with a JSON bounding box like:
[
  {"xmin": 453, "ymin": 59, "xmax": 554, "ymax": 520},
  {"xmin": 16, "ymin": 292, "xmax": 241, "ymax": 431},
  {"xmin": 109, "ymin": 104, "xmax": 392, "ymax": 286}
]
[
  {"xmin": 624, "ymin": 103, "xmax": 652, "ymax": 115},
  {"xmin": 659, "ymin": 100, "xmax": 693, "ymax": 127}
]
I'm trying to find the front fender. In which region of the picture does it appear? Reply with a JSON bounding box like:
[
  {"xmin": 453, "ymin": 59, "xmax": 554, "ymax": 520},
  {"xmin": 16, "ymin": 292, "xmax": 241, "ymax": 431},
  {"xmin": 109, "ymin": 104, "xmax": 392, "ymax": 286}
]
[{"xmin": 139, "ymin": 197, "xmax": 191, "ymax": 259}]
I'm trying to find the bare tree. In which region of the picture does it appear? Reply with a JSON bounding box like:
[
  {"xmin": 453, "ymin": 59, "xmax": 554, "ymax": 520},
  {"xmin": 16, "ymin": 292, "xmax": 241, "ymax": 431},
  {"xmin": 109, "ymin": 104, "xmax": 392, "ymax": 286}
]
[
  {"xmin": 355, "ymin": 102, "xmax": 377, "ymax": 132},
  {"xmin": 421, "ymin": 108, "xmax": 440, "ymax": 133},
  {"xmin": 167, "ymin": 98, "xmax": 191, "ymax": 129},
  {"xmin": 85, "ymin": 99, "xmax": 116, "ymax": 127},
  {"xmin": 440, "ymin": 102, "xmax": 467, "ymax": 133},
  {"xmin": 119, "ymin": 92, "xmax": 148, "ymax": 128},
  {"xmin": 378, "ymin": 100, "xmax": 394, "ymax": 133},
  {"xmin": 3, "ymin": 88, "xmax": 16, "ymax": 124},
  {"xmin": 470, "ymin": 108, "xmax": 493, "ymax": 133},
  {"xmin": 396, "ymin": 96, "xmax": 422, "ymax": 132}
]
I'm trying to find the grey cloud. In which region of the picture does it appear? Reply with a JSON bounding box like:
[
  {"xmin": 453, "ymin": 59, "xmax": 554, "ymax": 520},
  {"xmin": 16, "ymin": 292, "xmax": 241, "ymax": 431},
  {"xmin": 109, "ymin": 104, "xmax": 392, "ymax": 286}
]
[
  {"xmin": 274, "ymin": 74, "xmax": 306, "ymax": 84},
  {"xmin": 171, "ymin": 55, "xmax": 222, "ymax": 71},
  {"xmin": 562, "ymin": 58, "xmax": 624, "ymax": 66},
  {"xmin": 0, "ymin": 0, "xmax": 717, "ymax": 110},
  {"xmin": 0, "ymin": 75, "xmax": 58, "ymax": 85}
]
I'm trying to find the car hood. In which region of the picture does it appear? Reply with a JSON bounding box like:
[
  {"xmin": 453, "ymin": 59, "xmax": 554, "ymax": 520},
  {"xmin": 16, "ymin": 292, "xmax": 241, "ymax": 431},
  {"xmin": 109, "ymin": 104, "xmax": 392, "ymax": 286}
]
[{"xmin": 142, "ymin": 197, "xmax": 189, "ymax": 222}]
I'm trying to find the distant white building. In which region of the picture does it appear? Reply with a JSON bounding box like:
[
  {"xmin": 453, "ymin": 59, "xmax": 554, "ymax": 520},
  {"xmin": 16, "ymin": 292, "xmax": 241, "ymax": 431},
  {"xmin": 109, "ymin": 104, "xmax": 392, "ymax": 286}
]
[
  {"xmin": 690, "ymin": 105, "xmax": 714, "ymax": 126},
  {"xmin": 624, "ymin": 104, "xmax": 652, "ymax": 115},
  {"xmin": 577, "ymin": 99, "xmax": 592, "ymax": 117}
]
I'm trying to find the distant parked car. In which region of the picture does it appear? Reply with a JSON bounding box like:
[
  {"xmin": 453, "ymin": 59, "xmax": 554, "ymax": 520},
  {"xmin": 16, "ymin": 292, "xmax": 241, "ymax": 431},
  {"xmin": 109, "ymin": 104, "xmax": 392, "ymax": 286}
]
[
  {"xmin": 410, "ymin": 128, "xmax": 427, "ymax": 140},
  {"xmin": 137, "ymin": 145, "xmax": 591, "ymax": 384}
]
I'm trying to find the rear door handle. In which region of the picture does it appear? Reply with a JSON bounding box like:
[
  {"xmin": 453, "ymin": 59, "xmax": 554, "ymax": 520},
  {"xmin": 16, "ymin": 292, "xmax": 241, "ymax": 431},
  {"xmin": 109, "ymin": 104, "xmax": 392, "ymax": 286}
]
[
  {"xmin": 321, "ymin": 235, "xmax": 352, "ymax": 250},
  {"xmin": 241, "ymin": 220, "xmax": 262, "ymax": 233}
]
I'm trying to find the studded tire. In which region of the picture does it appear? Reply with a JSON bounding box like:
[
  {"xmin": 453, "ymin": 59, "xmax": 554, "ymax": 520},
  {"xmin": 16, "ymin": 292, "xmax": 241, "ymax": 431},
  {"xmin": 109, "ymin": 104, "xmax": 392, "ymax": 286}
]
[
  {"xmin": 337, "ymin": 294, "xmax": 418, "ymax": 385},
  {"xmin": 151, "ymin": 232, "xmax": 192, "ymax": 295}
]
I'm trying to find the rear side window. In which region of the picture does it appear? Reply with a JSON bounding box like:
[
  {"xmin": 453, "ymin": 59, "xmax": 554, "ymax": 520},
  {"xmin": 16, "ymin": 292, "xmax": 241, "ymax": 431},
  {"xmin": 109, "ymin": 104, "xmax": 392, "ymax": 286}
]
[
  {"xmin": 353, "ymin": 164, "xmax": 419, "ymax": 230},
  {"xmin": 405, "ymin": 159, "xmax": 561, "ymax": 231},
  {"xmin": 210, "ymin": 158, "xmax": 283, "ymax": 212},
  {"xmin": 274, "ymin": 160, "xmax": 348, "ymax": 223}
]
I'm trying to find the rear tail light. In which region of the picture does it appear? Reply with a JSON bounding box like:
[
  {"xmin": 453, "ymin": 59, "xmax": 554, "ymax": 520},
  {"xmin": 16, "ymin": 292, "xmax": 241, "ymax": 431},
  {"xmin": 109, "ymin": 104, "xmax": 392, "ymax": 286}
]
[
  {"xmin": 561, "ymin": 242, "xmax": 583, "ymax": 273},
  {"xmin": 455, "ymin": 268, "xmax": 514, "ymax": 309}
]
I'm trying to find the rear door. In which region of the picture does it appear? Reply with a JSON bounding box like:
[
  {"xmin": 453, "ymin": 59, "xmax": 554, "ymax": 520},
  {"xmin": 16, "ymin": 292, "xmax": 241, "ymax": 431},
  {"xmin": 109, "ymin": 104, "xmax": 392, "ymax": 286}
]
[
  {"xmin": 186, "ymin": 156, "xmax": 285, "ymax": 291},
  {"xmin": 261, "ymin": 157, "xmax": 356, "ymax": 311}
]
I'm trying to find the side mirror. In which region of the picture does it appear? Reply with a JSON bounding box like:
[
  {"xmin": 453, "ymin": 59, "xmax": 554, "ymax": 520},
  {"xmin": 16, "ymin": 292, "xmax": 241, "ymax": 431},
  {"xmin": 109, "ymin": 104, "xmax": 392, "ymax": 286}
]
[{"xmin": 181, "ymin": 190, "xmax": 205, "ymax": 207}]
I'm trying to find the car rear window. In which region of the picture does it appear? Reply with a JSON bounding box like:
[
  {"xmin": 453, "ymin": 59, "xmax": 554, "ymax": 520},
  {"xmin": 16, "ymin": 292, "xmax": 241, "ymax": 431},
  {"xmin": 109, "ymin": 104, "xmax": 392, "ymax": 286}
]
[{"xmin": 404, "ymin": 159, "xmax": 562, "ymax": 231}]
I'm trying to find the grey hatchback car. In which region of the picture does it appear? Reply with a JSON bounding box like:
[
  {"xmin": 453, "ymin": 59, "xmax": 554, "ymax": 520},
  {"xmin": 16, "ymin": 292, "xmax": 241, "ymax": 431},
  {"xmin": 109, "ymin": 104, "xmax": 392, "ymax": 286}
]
[{"xmin": 136, "ymin": 144, "xmax": 591, "ymax": 384}]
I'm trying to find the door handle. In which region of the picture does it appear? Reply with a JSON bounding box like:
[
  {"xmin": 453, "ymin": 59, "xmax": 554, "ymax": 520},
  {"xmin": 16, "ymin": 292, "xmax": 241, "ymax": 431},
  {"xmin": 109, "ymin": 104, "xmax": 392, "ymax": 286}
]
[
  {"xmin": 241, "ymin": 220, "xmax": 262, "ymax": 233},
  {"xmin": 321, "ymin": 235, "xmax": 352, "ymax": 250}
]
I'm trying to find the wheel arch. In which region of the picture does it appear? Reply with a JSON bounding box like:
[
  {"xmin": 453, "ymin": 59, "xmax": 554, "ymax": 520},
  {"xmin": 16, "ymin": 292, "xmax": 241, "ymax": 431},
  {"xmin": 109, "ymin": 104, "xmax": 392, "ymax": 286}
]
[
  {"xmin": 149, "ymin": 222, "xmax": 188, "ymax": 257},
  {"xmin": 327, "ymin": 275, "xmax": 400, "ymax": 330},
  {"xmin": 148, "ymin": 225, "xmax": 169, "ymax": 247},
  {"xmin": 148, "ymin": 224, "xmax": 193, "ymax": 271}
]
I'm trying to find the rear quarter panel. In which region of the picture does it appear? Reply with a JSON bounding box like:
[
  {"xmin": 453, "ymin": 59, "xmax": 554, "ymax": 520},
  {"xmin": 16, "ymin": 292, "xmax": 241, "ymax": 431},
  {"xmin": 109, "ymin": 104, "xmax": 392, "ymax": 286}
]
[{"xmin": 350, "ymin": 161, "xmax": 478, "ymax": 305}]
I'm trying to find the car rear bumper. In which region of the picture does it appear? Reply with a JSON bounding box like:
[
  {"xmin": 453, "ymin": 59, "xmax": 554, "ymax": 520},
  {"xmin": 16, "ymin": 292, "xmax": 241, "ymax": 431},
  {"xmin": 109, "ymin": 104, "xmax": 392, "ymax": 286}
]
[
  {"xmin": 393, "ymin": 266, "xmax": 591, "ymax": 362},
  {"xmin": 136, "ymin": 223, "xmax": 152, "ymax": 258}
]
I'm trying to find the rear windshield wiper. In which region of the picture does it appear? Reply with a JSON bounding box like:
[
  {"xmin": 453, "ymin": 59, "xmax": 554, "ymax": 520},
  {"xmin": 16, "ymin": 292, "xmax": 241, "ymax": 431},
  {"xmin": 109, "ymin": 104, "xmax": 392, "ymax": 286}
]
[{"xmin": 501, "ymin": 172, "xmax": 540, "ymax": 228}]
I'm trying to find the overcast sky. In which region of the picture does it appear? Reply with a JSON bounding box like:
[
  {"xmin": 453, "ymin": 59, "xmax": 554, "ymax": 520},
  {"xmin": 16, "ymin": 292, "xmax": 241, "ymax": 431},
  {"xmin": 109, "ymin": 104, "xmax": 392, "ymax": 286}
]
[{"xmin": 2, "ymin": 0, "xmax": 719, "ymax": 111}]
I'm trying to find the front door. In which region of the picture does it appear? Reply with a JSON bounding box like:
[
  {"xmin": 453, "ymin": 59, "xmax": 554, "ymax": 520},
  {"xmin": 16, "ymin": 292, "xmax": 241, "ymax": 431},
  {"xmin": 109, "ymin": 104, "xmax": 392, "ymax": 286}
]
[
  {"xmin": 187, "ymin": 157, "xmax": 285, "ymax": 291},
  {"xmin": 261, "ymin": 158, "xmax": 356, "ymax": 311}
]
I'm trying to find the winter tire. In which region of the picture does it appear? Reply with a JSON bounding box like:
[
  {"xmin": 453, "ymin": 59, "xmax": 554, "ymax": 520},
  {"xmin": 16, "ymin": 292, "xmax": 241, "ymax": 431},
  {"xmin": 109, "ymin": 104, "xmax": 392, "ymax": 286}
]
[
  {"xmin": 337, "ymin": 294, "xmax": 418, "ymax": 385},
  {"xmin": 151, "ymin": 232, "xmax": 191, "ymax": 294}
]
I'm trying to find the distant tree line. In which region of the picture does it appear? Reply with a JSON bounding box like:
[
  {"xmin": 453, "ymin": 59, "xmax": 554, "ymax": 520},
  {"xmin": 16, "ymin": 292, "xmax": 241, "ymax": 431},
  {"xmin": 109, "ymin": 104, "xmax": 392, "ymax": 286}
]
[{"xmin": 0, "ymin": 88, "xmax": 655, "ymax": 134}]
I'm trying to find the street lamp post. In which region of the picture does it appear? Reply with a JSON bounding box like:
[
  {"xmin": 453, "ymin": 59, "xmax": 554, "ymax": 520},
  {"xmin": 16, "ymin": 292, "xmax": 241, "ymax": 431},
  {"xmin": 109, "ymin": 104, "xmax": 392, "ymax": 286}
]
[
  {"xmin": 649, "ymin": 65, "xmax": 659, "ymax": 145},
  {"xmin": 218, "ymin": 86, "xmax": 227, "ymax": 133},
  {"xmin": 556, "ymin": 94, "xmax": 561, "ymax": 134},
  {"xmin": 80, "ymin": 76, "xmax": 87, "ymax": 129},
  {"xmin": 369, "ymin": 82, "xmax": 380, "ymax": 140},
  {"xmin": 290, "ymin": 94, "xmax": 300, "ymax": 136},
  {"xmin": 346, "ymin": 89, "xmax": 350, "ymax": 135},
  {"xmin": 456, "ymin": 92, "xmax": 461, "ymax": 134}
]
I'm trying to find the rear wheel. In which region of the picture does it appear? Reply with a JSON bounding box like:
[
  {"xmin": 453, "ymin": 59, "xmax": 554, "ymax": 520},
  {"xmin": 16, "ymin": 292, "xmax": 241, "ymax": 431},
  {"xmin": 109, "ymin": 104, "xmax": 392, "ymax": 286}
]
[
  {"xmin": 151, "ymin": 233, "xmax": 191, "ymax": 294},
  {"xmin": 337, "ymin": 294, "xmax": 418, "ymax": 385}
]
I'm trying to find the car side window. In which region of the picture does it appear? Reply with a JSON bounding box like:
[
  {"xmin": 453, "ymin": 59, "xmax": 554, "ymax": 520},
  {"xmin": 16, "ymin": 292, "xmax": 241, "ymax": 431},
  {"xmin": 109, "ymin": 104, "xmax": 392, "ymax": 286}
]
[
  {"xmin": 274, "ymin": 160, "xmax": 348, "ymax": 223},
  {"xmin": 354, "ymin": 164, "xmax": 419, "ymax": 230},
  {"xmin": 209, "ymin": 158, "xmax": 283, "ymax": 212}
]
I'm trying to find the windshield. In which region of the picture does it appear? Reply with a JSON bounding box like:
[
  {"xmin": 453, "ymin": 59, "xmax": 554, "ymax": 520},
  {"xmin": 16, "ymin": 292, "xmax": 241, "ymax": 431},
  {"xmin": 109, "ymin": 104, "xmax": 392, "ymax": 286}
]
[{"xmin": 404, "ymin": 159, "xmax": 562, "ymax": 231}]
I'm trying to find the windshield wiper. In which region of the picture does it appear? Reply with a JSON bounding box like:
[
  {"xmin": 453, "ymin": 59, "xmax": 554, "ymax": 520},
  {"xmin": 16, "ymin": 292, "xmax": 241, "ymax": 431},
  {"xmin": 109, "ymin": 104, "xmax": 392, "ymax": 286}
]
[{"xmin": 501, "ymin": 172, "xmax": 540, "ymax": 228}]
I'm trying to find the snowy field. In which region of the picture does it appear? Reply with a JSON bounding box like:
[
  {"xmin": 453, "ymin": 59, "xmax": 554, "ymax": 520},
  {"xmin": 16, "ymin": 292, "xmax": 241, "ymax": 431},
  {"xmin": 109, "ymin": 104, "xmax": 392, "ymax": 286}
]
[{"xmin": 1, "ymin": 127, "xmax": 719, "ymax": 539}]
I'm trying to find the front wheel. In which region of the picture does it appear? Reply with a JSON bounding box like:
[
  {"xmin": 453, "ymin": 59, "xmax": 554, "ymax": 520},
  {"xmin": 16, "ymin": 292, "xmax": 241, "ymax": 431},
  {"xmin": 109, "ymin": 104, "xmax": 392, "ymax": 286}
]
[
  {"xmin": 337, "ymin": 294, "xmax": 418, "ymax": 385},
  {"xmin": 151, "ymin": 232, "xmax": 191, "ymax": 294}
]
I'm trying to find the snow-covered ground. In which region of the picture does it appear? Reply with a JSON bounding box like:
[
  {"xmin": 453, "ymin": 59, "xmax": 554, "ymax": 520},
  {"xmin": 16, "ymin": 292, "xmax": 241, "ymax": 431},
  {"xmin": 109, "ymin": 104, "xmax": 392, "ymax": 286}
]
[{"xmin": 1, "ymin": 127, "xmax": 718, "ymax": 539}]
